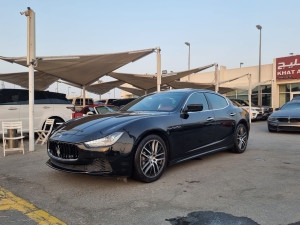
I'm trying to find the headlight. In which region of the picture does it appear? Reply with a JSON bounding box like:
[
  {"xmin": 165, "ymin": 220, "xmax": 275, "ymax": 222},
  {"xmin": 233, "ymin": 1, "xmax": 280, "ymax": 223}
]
[
  {"xmin": 84, "ymin": 132, "xmax": 123, "ymax": 148},
  {"xmin": 268, "ymin": 116, "xmax": 277, "ymax": 121}
]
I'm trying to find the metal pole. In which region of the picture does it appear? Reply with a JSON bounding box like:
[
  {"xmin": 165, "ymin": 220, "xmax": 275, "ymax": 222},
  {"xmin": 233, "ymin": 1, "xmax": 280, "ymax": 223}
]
[
  {"xmin": 185, "ymin": 42, "xmax": 190, "ymax": 81},
  {"xmin": 156, "ymin": 47, "xmax": 161, "ymax": 92},
  {"xmin": 256, "ymin": 25, "xmax": 262, "ymax": 106},
  {"xmin": 248, "ymin": 73, "xmax": 252, "ymax": 124},
  {"xmin": 21, "ymin": 7, "xmax": 36, "ymax": 152},
  {"xmin": 83, "ymin": 86, "xmax": 86, "ymax": 107},
  {"xmin": 214, "ymin": 63, "xmax": 219, "ymax": 92}
]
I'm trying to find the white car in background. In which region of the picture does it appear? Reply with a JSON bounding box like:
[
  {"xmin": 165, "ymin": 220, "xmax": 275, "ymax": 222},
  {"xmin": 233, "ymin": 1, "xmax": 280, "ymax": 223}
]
[
  {"xmin": 231, "ymin": 99, "xmax": 263, "ymax": 120},
  {"xmin": 0, "ymin": 89, "xmax": 73, "ymax": 135}
]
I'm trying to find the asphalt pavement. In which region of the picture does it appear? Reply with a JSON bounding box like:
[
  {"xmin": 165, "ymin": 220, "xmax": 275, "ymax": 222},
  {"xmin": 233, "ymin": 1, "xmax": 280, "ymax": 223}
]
[{"xmin": 0, "ymin": 121, "xmax": 299, "ymax": 225}]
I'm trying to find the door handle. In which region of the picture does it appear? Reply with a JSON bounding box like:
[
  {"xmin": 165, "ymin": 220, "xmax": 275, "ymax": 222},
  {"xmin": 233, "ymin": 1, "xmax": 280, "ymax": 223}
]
[
  {"xmin": 206, "ymin": 117, "xmax": 214, "ymax": 121},
  {"xmin": 230, "ymin": 113, "xmax": 236, "ymax": 116},
  {"xmin": 8, "ymin": 107, "xmax": 18, "ymax": 110}
]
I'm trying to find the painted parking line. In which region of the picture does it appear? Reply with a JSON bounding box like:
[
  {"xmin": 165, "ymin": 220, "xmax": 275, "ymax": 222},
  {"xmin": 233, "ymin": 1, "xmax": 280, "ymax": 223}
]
[{"xmin": 0, "ymin": 185, "xmax": 66, "ymax": 225}]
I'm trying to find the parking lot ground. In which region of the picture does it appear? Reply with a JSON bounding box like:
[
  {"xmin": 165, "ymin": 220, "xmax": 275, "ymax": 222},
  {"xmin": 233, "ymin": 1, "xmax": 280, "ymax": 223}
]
[
  {"xmin": 0, "ymin": 121, "xmax": 299, "ymax": 225},
  {"xmin": 0, "ymin": 185, "xmax": 66, "ymax": 224}
]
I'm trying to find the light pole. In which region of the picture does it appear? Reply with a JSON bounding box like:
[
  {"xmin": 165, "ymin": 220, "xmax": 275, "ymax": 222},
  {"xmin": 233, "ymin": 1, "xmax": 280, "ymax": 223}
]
[
  {"xmin": 21, "ymin": 7, "xmax": 36, "ymax": 152},
  {"xmin": 240, "ymin": 62, "xmax": 244, "ymax": 68},
  {"xmin": 185, "ymin": 42, "xmax": 190, "ymax": 81},
  {"xmin": 256, "ymin": 24, "xmax": 262, "ymax": 106}
]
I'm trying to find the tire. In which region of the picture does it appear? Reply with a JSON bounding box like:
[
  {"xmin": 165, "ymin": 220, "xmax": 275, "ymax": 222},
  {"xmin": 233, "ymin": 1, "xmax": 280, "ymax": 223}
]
[
  {"xmin": 232, "ymin": 123, "xmax": 248, "ymax": 153},
  {"xmin": 133, "ymin": 135, "xmax": 168, "ymax": 183}
]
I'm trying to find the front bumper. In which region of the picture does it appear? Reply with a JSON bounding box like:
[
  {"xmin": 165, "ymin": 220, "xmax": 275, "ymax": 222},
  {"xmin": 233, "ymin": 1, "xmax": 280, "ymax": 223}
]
[
  {"xmin": 268, "ymin": 121, "xmax": 300, "ymax": 132},
  {"xmin": 47, "ymin": 137, "xmax": 134, "ymax": 176}
]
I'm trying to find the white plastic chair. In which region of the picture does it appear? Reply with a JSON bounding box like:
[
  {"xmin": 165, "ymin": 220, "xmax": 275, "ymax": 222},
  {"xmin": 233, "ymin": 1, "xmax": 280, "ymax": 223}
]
[
  {"xmin": 35, "ymin": 119, "xmax": 55, "ymax": 145},
  {"xmin": 2, "ymin": 121, "xmax": 25, "ymax": 157}
]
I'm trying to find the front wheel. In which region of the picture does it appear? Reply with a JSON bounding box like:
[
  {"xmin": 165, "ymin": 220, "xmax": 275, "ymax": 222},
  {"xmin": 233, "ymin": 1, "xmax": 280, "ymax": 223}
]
[
  {"xmin": 133, "ymin": 135, "xmax": 168, "ymax": 183},
  {"xmin": 232, "ymin": 123, "xmax": 248, "ymax": 153}
]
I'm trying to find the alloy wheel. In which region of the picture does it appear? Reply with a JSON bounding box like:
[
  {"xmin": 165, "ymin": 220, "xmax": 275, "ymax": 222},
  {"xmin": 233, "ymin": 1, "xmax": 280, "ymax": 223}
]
[
  {"xmin": 139, "ymin": 139, "xmax": 166, "ymax": 179},
  {"xmin": 237, "ymin": 125, "xmax": 247, "ymax": 151}
]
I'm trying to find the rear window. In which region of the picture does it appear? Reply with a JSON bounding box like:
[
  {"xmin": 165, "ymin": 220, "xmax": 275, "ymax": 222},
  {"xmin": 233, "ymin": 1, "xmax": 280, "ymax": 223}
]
[{"xmin": 205, "ymin": 93, "xmax": 228, "ymax": 110}]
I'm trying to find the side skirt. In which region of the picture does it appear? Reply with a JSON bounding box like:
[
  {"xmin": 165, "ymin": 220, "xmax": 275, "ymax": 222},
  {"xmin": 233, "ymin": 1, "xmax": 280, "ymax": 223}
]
[{"xmin": 168, "ymin": 144, "xmax": 233, "ymax": 166}]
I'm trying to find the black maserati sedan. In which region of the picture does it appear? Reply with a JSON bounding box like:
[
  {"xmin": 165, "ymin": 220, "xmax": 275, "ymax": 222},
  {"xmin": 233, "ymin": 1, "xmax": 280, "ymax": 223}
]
[
  {"xmin": 47, "ymin": 89, "xmax": 250, "ymax": 182},
  {"xmin": 268, "ymin": 101, "xmax": 300, "ymax": 132}
]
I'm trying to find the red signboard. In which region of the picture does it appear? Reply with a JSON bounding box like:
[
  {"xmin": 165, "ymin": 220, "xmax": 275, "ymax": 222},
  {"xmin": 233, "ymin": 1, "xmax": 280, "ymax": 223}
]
[{"xmin": 276, "ymin": 55, "xmax": 300, "ymax": 80}]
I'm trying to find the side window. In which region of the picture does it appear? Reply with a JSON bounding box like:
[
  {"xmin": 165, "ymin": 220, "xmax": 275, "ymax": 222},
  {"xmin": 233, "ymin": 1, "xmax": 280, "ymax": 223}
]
[
  {"xmin": 35, "ymin": 91, "xmax": 52, "ymax": 104},
  {"xmin": 205, "ymin": 93, "xmax": 228, "ymax": 110},
  {"xmin": 185, "ymin": 92, "xmax": 209, "ymax": 111},
  {"xmin": 0, "ymin": 89, "xmax": 21, "ymax": 105}
]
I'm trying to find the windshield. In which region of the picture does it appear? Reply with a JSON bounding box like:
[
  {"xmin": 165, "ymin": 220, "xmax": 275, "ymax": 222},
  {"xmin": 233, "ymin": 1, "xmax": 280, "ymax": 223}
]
[
  {"xmin": 95, "ymin": 105, "xmax": 118, "ymax": 114},
  {"xmin": 280, "ymin": 103, "xmax": 300, "ymax": 111},
  {"xmin": 120, "ymin": 92, "xmax": 186, "ymax": 112}
]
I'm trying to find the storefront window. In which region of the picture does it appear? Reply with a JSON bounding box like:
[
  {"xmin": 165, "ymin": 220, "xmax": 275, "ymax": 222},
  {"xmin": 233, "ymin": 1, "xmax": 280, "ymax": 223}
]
[
  {"xmin": 279, "ymin": 84, "xmax": 290, "ymax": 92},
  {"xmin": 279, "ymin": 93, "xmax": 290, "ymax": 107},
  {"xmin": 291, "ymin": 83, "xmax": 300, "ymax": 92}
]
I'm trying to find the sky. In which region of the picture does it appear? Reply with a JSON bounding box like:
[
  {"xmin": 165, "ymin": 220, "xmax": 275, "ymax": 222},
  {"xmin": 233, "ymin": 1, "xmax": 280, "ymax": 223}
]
[{"xmin": 1, "ymin": 0, "xmax": 300, "ymax": 99}]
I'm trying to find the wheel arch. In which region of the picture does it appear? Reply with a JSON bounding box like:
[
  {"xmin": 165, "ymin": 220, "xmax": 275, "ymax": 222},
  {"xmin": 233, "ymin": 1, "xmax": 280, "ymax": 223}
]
[{"xmin": 132, "ymin": 129, "xmax": 171, "ymax": 160}]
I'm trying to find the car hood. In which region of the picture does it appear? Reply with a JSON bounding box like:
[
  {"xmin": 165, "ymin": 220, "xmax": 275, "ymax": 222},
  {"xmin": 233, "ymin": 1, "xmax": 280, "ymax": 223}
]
[
  {"xmin": 50, "ymin": 111, "xmax": 169, "ymax": 143},
  {"xmin": 270, "ymin": 109, "xmax": 300, "ymax": 118}
]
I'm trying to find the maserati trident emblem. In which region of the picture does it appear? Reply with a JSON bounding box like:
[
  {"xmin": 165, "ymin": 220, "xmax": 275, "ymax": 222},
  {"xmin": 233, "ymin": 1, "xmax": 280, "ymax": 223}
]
[
  {"xmin": 56, "ymin": 145, "xmax": 61, "ymax": 156},
  {"xmin": 288, "ymin": 116, "xmax": 291, "ymax": 123}
]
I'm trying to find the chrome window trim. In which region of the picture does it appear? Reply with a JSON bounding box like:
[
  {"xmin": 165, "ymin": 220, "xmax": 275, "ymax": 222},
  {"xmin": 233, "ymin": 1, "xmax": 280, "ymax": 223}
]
[{"xmin": 181, "ymin": 91, "xmax": 230, "ymax": 114}]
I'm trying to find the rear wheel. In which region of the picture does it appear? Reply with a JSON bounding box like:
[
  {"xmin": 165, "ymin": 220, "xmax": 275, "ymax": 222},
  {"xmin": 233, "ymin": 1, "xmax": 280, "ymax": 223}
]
[
  {"xmin": 133, "ymin": 135, "xmax": 167, "ymax": 183},
  {"xmin": 232, "ymin": 123, "xmax": 248, "ymax": 153}
]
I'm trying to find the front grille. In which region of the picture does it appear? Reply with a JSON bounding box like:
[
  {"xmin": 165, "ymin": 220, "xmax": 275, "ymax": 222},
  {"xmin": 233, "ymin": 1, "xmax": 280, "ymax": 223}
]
[
  {"xmin": 51, "ymin": 158, "xmax": 112, "ymax": 173},
  {"xmin": 49, "ymin": 141, "xmax": 79, "ymax": 160},
  {"xmin": 278, "ymin": 118, "xmax": 288, "ymax": 122},
  {"xmin": 290, "ymin": 118, "xmax": 300, "ymax": 123},
  {"xmin": 278, "ymin": 126, "xmax": 300, "ymax": 131}
]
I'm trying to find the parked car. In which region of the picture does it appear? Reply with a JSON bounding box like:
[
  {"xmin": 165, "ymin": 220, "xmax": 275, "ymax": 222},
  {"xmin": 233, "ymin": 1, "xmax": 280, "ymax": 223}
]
[
  {"xmin": 47, "ymin": 89, "xmax": 250, "ymax": 183},
  {"xmin": 111, "ymin": 98, "xmax": 137, "ymax": 108},
  {"xmin": 0, "ymin": 89, "xmax": 73, "ymax": 134},
  {"xmin": 95, "ymin": 99, "xmax": 117, "ymax": 105},
  {"xmin": 231, "ymin": 98, "xmax": 272, "ymax": 120},
  {"xmin": 72, "ymin": 104, "xmax": 118, "ymax": 119},
  {"xmin": 268, "ymin": 101, "xmax": 300, "ymax": 132},
  {"xmin": 291, "ymin": 96, "xmax": 300, "ymax": 101},
  {"xmin": 230, "ymin": 99, "xmax": 263, "ymax": 121},
  {"xmin": 70, "ymin": 97, "xmax": 94, "ymax": 112}
]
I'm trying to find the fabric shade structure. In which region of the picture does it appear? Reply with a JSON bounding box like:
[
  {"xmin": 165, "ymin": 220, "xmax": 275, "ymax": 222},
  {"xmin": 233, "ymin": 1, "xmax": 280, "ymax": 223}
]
[
  {"xmin": 0, "ymin": 71, "xmax": 58, "ymax": 90},
  {"xmin": 118, "ymin": 86, "xmax": 147, "ymax": 97},
  {"xmin": 108, "ymin": 64, "xmax": 215, "ymax": 91},
  {"xmin": 86, "ymin": 80, "xmax": 125, "ymax": 95},
  {"xmin": 0, "ymin": 48, "xmax": 156, "ymax": 87},
  {"xmin": 168, "ymin": 80, "xmax": 234, "ymax": 94}
]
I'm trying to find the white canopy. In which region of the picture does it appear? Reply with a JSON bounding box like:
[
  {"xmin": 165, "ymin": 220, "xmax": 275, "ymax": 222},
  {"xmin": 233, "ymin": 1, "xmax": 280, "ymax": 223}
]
[
  {"xmin": 108, "ymin": 64, "xmax": 215, "ymax": 91},
  {"xmin": 86, "ymin": 80, "xmax": 125, "ymax": 95},
  {"xmin": 0, "ymin": 48, "xmax": 155, "ymax": 87},
  {"xmin": 0, "ymin": 71, "xmax": 58, "ymax": 90}
]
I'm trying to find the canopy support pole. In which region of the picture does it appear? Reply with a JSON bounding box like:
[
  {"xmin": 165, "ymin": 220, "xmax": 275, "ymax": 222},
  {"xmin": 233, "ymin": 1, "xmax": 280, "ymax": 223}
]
[
  {"xmin": 156, "ymin": 47, "xmax": 161, "ymax": 92},
  {"xmin": 248, "ymin": 73, "xmax": 252, "ymax": 124},
  {"xmin": 214, "ymin": 63, "xmax": 219, "ymax": 92},
  {"xmin": 21, "ymin": 7, "xmax": 36, "ymax": 152},
  {"xmin": 83, "ymin": 85, "xmax": 86, "ymax": 107}
]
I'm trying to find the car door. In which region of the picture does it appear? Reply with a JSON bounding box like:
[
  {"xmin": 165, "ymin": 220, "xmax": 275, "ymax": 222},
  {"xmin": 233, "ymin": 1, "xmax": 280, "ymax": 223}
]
[
  {"xmin": 0, "ymin": 89, "xmax": 21, "ymax": 127},
  {"xmin": 178, "ymin": 92, "xmax": 216, "ymax": 157},
  {"xmin": 205, "ymin": 93, "xmax": 235, "ymax": 148}
]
